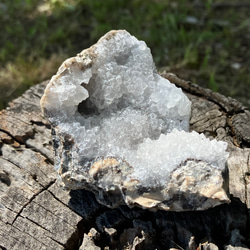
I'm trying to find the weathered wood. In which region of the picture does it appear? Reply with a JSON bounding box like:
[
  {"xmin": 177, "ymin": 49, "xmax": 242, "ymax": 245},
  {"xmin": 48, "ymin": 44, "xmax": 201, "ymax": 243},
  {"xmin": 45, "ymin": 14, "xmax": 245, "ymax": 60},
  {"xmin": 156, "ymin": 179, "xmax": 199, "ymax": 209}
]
[{"xmin": 0, "ymin": 75, "xmax": 249, "ymax": 249}]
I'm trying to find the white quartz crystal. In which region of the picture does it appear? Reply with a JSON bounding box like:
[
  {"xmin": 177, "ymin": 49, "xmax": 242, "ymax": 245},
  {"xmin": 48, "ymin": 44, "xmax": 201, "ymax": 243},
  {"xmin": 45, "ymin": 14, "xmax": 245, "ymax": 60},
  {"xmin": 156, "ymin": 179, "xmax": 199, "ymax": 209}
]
[
  {"xmin": 41, "ymin": 30, "xmax": 230, "ymax": 211},
  {"xmin": 129, "ymin": 129, "xmax": 228, "ymax": 187}
]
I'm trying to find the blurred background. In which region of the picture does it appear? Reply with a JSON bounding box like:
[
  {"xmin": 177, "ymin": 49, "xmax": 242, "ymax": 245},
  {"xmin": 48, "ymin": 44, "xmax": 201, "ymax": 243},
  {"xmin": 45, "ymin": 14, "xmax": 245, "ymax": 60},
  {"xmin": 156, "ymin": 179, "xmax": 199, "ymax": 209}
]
[{"xmin": 0, "ymin": 0, "xmax": 249, "ymax": 110}]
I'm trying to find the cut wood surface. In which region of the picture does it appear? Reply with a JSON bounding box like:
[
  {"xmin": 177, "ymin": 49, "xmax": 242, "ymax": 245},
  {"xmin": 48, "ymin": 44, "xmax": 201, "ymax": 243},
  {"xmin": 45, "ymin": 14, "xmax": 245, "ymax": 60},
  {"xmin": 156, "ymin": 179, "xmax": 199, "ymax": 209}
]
[{"xmin": 0, "ymin": 74, "xmax": 249, "ymax": 249}]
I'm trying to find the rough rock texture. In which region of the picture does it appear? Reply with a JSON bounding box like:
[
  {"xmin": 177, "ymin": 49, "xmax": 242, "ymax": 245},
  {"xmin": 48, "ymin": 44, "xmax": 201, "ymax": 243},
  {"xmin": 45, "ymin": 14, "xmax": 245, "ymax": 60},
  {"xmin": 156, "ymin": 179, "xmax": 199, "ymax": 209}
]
[
  {"xmin": 0, "ymin": 75, "xmax": 250, "ymax": 249},
  {"xmin": 40, "ymin": 30, "xmax": 230, "ymax": 211}
]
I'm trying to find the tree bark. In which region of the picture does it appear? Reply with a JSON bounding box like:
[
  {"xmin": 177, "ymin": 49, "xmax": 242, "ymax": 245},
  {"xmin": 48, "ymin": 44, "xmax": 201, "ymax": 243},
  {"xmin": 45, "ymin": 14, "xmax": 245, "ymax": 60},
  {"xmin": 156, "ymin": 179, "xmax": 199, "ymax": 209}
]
[{"xmin": 0, "ymin": 74, "xmax": 249, "ymax": 250}]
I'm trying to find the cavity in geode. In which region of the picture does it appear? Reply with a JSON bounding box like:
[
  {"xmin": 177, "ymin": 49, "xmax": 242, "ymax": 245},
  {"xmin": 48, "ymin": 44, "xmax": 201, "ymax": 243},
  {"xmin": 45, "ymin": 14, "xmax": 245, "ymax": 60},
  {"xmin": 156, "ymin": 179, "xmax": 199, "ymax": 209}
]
[{"xmin": 41, "ymin": 30, "xmax": 230, "ymax": 211}]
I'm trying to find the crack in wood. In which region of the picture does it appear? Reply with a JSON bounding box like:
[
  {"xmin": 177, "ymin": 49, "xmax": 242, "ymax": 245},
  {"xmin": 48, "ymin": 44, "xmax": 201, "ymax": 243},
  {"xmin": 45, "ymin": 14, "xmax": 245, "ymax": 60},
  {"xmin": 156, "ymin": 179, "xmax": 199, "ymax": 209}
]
[
  {"xmin": 30, "ymin": 120, "xmax": 51, "ymax": 130},
  {"xmin": 0, "ymin": 170, "xmax": 11, "ymax": 186},
  {"xmin": 23, "ymin": 216, "xmax": 67, "ymax": 249},
  {"xmin": 227, "ymin": 116, "xmax": 241, "ymax": 147},
  {"xmin": 1, "ymin": 153, "xmax": 22, "ymax": 170},
  {"xmin": 11, "ymin": 217, "xmax": 50, "ymax": 247},
  {"xmin": 24, "ymin": 143, "xmax": 54, "ymax": 165},
  {"xmin": 11, "ymin": 180, "xmax": 55, "ymax": 225},
  {"xmin": 0, "ymin": 129, "xmax": 23, "ymax": 146}
]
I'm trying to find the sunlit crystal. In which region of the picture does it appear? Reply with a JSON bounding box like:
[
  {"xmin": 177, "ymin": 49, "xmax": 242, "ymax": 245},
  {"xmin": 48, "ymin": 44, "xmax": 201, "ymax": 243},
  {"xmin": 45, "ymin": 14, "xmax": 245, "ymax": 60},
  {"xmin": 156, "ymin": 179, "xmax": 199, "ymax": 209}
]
[{"xmin": 41, "ymin": 30, "xmax": 230, "ymax": 211}]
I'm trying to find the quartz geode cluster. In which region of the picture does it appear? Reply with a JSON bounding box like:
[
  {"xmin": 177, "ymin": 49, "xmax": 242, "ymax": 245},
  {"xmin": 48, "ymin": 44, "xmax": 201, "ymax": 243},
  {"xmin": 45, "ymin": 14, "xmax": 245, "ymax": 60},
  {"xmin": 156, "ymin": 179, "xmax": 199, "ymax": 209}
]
[{"xmin": 41, "ymin": 30, "xmax": 230, "ymax": 211}]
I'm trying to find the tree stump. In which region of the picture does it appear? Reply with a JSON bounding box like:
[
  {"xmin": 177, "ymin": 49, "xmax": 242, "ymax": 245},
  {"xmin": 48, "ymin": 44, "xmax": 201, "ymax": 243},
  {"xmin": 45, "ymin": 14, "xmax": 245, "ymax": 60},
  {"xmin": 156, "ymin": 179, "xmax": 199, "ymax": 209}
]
[{"xmin": 0, "ymin": 73, "xmax": 249, "ymax": 250}]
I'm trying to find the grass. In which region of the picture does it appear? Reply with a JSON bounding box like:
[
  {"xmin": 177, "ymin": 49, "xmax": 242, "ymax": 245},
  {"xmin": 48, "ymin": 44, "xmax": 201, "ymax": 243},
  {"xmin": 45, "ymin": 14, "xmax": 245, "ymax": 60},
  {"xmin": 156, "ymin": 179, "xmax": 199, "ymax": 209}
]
[{"xmin": 0, "ymin": 0, "xmax": 249, "ymax": 110}]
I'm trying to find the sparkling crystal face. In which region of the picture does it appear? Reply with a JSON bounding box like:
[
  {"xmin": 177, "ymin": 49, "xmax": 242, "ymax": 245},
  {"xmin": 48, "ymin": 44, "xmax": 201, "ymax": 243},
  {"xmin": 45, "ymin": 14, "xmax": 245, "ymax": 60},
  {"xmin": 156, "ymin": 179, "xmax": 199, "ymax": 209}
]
[{"xmin": 41, "ymin": 30, "xmax": 230, "ymax": 211}]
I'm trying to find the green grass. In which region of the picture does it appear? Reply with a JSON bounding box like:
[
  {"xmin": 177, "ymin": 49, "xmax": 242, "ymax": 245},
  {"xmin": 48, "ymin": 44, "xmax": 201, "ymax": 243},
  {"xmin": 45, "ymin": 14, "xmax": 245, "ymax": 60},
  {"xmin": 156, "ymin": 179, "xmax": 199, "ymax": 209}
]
[{"xmin": 0, "ymin": 0, "xmax": 249, "ymax": 110}]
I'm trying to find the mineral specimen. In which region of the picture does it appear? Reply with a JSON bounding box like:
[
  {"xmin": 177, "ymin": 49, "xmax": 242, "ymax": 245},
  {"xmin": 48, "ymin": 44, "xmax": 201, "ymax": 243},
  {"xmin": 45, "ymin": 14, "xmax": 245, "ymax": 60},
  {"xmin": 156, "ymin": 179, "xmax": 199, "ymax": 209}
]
[{"xmin": 41, "ymin": 30, "xmax": 230, "ymax": 211}]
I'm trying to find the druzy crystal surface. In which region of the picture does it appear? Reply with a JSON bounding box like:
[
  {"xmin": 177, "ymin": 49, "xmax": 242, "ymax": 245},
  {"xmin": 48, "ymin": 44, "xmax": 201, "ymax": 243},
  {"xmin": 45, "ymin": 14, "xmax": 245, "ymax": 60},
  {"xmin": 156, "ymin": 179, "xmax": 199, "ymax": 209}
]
[{"xmin": 41, "ymin": 30, "xmax": 230, "ymax": 211}]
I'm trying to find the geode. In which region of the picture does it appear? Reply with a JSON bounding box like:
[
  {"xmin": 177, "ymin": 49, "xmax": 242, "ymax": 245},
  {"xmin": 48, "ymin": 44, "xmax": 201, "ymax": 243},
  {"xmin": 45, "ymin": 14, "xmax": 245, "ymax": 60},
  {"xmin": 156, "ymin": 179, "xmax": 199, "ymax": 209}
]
[{"xmin": 41, "ymin": 30, "xmax": 230, "ymax": 211}]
